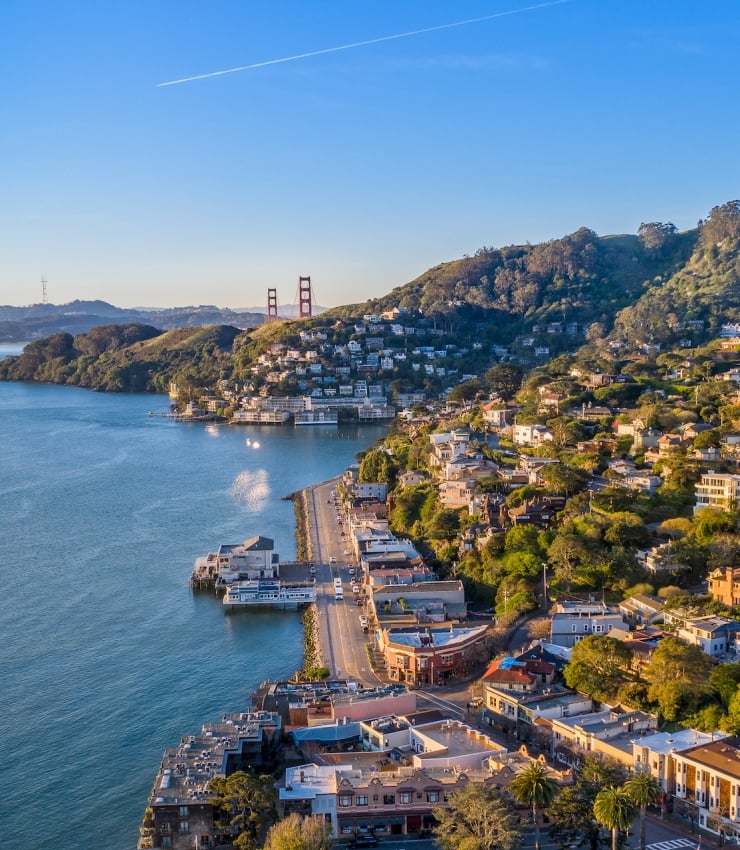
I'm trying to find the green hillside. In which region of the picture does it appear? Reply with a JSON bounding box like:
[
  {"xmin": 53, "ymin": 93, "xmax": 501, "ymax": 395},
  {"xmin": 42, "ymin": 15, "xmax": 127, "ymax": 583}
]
[{"xmin": 3, "ymin": 201, "xmax": 740, "ymax": 395}]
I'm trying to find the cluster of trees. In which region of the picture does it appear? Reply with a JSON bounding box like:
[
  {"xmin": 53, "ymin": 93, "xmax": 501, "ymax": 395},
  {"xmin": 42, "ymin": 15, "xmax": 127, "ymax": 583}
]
[
  {"xmin": 433, "ymin": 758, "xmax": 663, "ymax": 850},
  {"xmin": 0, "ymin": 323, "xmax": 243, "ymax": 392},
  {"xmin": 562, "ymin": 633, "xmax": 740, "ymax": 732}
]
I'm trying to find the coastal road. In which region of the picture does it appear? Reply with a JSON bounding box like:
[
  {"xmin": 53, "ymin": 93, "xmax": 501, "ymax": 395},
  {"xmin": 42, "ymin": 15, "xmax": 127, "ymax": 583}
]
[{"xmin": 305, "ymin": 479, "xmax": 384, "ymax": 686}]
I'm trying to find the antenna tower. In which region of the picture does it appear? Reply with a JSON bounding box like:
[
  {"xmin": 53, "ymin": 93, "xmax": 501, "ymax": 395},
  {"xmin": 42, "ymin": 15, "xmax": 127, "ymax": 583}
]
[
  {"xmin": 41, "ymin": 275, "xmax": 48, "ymax": 304},
  {"xmin": 298, "ymin": 275, "xmax": 312, "ymax": 319},
  {"xmin": 266, "ymin": 288, "xmax": 279, "ymax": 322}
]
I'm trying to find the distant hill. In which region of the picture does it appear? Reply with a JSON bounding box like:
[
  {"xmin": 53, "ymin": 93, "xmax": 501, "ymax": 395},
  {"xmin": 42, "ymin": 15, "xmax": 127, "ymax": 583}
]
[{"xmin": 0, "ymin": 300, "xmax": 266, "ymax": 343}]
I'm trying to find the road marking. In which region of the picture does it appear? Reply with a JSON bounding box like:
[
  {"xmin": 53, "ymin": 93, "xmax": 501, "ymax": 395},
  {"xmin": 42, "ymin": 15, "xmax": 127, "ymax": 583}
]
[{"xmin": 646, "ymin": 839, "xmax": 697, "ymax": 850}]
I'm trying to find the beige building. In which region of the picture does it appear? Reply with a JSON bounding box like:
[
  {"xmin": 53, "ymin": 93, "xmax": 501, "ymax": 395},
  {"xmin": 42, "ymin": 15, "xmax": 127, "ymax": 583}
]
[
  {"xmin": 673, "ymin": 736, "xmax": 740, "ymax": 841},
  {"xmin": 709, "ymin": 566, "xmax": 740, "ymax": 608}
]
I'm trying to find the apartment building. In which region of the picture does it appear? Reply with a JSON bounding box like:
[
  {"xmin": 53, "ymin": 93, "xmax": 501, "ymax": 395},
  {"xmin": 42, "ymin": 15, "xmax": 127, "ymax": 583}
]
[{"xmin": 694, "ymin": 472, "xmax": 740, "ymax": 515}]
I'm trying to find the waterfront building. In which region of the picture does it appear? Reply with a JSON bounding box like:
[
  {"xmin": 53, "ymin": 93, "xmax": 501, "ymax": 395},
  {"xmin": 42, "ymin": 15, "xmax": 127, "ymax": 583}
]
[
  {"xmin": 191, "ymin": 536, "xmax": 278, "ymax": 588},
  {"xmin": 378, "ymin": 623, "xmax": 489, "ymax": 686},
  {"xmin": 141, "ymin": 711, "xmax": 281, "ymax": 850}
]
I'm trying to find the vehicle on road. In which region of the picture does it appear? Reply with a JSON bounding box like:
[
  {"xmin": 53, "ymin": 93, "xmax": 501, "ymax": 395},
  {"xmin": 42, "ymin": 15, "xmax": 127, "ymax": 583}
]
[
  {"xmin": 352, "ymin": 584, "xmax": 360, "ymax": 594},
  {"xmin": 343, "ymin": 549, "xmax": 350, "ymax": 555},
  {"xmin": 349, "ymin": 838, "xmax": 378, "ymax": 849},
  {"xmin": 329, "ymin": 556, "xmax": 336, "ymax": 563},
  {"xmin": 335, "ymin": 586, "xmax": 344, "ymax": 600}
]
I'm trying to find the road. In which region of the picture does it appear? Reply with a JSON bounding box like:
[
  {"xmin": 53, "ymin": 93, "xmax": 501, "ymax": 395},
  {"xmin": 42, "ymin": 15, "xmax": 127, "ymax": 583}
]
[{"xmin": 305, "ymin": 478, "xmax": 384, "ymax": 685}]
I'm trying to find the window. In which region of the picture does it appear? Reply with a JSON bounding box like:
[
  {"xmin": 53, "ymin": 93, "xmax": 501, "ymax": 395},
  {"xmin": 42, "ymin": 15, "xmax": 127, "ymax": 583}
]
[
  {"xmin": 427, "ymin": 791, "xmax": 439, "ymax": 803},
  {"xmin": 383, "ymin": 794, "xmax": 395, "ymax": 805},
  {"xmin": 162, "ymin": 838, "xmax": 171, "ymax": 849},
  {"xmin": 400, "ymin": 793, "xmax": 412, "ymax": 804},
  {"xmin": 179, "ymin": 822, "xmax": 189, "ymax": 834},
  {"xmin": 339, "ymin": 796, "xmax": 353, "ymax": 807},
  {"xmin": 357, "ymin": 795, "xmax": 368, "ymax": 806},
  {"xmin": 179, "ymin": 806, "xmax": 189, "ymax": 817}
]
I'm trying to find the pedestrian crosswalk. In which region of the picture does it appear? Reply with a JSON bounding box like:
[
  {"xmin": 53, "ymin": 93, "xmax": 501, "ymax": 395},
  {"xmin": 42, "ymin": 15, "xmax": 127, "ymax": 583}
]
[{"xmin": 647, "ymin": 839, "xmax": 698, "ymax": 850}]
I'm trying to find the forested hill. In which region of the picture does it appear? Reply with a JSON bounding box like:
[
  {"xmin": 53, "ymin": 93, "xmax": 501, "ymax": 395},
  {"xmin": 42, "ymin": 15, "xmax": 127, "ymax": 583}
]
[
  {"xmin": 0, "ymin": 324, "xmax": 244, "ymax": 392},
  {"xmin": 327, "ymin": 223, "xmax": 698, "ymax": 339},
  {"xmin": 3, "ymin": 200, "xmax": 740, "ymax": 394}
]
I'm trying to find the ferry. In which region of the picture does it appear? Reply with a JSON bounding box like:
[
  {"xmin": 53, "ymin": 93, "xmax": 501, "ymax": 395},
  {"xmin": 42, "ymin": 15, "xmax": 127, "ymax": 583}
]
[{"xmin": 222, "ymin": 579, "xmax": 316, "ymax": 611}]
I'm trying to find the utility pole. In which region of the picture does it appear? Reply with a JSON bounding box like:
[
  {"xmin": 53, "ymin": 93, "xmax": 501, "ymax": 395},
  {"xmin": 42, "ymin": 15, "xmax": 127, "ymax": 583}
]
[
  {"xmin": 542, "ymin": 562, "xmax": 548, "ymax": 615},
  {"xmin": 41, "ymin": 275, "xmax": 48, "ymax": 304}
]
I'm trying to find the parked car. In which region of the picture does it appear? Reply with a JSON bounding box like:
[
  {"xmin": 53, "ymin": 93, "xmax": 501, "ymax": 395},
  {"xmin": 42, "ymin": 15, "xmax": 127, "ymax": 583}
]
[{"xmin": 349, "ymin": 838, "xmax": 378, "ymax": 849}]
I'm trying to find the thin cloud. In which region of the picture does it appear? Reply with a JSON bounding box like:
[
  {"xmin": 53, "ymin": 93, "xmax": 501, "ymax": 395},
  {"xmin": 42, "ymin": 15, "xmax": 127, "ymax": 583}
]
[{"xmin": 157, "ymin": 0, "xmax": 570, "ymax": 87}]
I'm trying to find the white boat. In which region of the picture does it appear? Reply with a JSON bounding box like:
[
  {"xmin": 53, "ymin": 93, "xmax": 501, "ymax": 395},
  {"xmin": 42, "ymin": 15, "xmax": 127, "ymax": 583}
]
[{"xmin": 222, "ymin": 579, "xmax": 316, "ymax": 610}]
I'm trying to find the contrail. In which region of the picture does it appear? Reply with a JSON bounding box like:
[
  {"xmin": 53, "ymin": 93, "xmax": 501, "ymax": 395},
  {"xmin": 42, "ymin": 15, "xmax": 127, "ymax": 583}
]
[{"xmin": 157, "ymin": 0, "xmax": 569, "ymax": 87}]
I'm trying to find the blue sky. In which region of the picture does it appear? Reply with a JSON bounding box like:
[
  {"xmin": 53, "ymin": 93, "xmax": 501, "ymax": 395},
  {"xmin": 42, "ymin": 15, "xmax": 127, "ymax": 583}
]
[{"xmin": 3, "ymin": 1, "xmax": 739, "ymax": 310}]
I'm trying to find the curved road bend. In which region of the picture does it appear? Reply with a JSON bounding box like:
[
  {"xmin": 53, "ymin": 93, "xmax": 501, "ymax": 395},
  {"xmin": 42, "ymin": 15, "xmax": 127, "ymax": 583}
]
[{"xmin": 305, "ymin": 480, "xmax": 384, "ymax": 686}]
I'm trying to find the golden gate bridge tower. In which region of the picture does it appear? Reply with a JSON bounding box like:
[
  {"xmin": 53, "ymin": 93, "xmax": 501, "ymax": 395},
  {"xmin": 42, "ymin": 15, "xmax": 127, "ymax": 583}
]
[
  {"xmin": 266, "ymin": 287, "xmax": 279, "ymax": 322},
  {"xmin": 297, "ymin": 275, "xmax": 313, "ymax": 319},
  {"xmin": 265, "ymin": 276, "xmax": 314, "ymax": 322}
]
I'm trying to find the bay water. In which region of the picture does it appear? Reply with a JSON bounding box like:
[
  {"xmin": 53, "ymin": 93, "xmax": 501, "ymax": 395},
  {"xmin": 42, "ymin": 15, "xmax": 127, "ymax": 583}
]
[{"xmin": 0, "ymin": 379, "xmax": 386, "ymax": 848}]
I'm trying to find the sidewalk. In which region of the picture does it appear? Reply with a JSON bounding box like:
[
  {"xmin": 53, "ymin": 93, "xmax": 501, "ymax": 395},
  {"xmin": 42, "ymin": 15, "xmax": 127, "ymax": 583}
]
[{"xmin": 646, "ymin": 809, "xmax": 725, "ymax": 850}]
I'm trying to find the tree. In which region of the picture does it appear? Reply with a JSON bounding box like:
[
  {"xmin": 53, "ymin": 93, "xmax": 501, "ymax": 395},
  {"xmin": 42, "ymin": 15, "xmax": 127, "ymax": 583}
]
[
  {"xmin": 486, "ymin": 363, "xmax": 524, "ymax": 401},
  {"xmin": 563, "ymin": 635, "xmax": 633, "ymax": 701},
  {"xmin": 428, "ymin": 507, "xmax": 462, "ymax": 542},
  {"xmin": 209, "ymin": 771, "xmax": 277, "ymax": 850},
  {"xmin": 602, "ymin": 512, "xmax": 650, "ymax": 548},
  {"xmin": 643, "ymin": 637, "xmax": 712, "ymax": 720},
  {"xmin": 263, "ymin": 812, "xmax": 332, "ymax": 850},
  {"xmin": 710, "ymin": 663, "xmax": 740, "ymax": 709},
  {"xmin": 722, "ymin": 688, "xmax": 740, "ymax": 734},
  {"xmin": 593, "ymin": 787, "xmax": 636, "ymax": 850},
  {"xmin": 623, "ymin": 772, "xmax": 663, "ymax": 850},
  {"xmin": 433, "ymin": 782, "xmax": 521, "ymax": 850},
  {"xmin": 538, "ymin": 463, "xmax": 590, "ymax": 496},
  {"xmin": 637, "ymin": 222, "xmax": 677, "ymax": 252},
  {"xmin": 358, "ymin": 448, "xmax": 397, "ymax": 485},
  {"xmin": 509, "ymin": 761, "xmax": 559, "ymax": 850},
  {"xmin": 700, "ymin": 200, "xmax": 740, "ymax": 247},
  {"xmin": 548, "ymin": 757, "xmax": 625, "ymax": 850}
]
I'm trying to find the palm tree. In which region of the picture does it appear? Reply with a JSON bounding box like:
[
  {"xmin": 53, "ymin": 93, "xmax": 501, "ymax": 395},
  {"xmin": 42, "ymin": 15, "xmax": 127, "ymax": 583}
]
[
  {"xmin": 510, "ymin": 760, "xmax": 560, "ymax": 850},
  {"xmin": 593, "ymin": 786, "xmax": 637, "ymax": 850},
  {"xmin": 624, "ymin": 771, "xmax": 663, "ymax": 850}
]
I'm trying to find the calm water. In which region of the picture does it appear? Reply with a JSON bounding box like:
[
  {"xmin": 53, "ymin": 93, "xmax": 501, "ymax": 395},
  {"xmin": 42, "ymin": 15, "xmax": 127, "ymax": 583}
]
[{"xmin": 0, "ymin": 381, "xmax": 386, "ymax": 849}]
